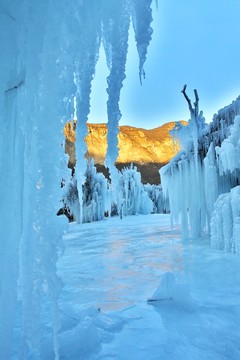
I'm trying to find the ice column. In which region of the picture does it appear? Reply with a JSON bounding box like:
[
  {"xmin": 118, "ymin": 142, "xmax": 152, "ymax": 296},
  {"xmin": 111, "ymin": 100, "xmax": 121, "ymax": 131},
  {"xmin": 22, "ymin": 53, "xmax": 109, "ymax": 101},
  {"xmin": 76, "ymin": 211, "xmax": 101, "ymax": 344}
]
[
  {"xmin": 73, "ymin": 2, "xmax": 101, "ymax": 223},
  {"xmin": 0, "ymin": 1, "xmax": 75, "ymax": 357}
]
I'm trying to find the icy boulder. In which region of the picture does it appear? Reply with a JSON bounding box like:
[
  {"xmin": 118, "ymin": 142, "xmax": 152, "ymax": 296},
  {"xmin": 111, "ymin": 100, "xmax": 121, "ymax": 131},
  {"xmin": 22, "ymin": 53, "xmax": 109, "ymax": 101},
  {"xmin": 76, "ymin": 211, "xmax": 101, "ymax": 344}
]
[
  {"xmin": 58, "ymin": 317, "xmax": 101, "ymax": 360},
  {"xmin": 149, "ymin": 272, "xmax": 176, "ymax": 301},
  {"xmin": 58, "ymin": 306, "xmax": 124, "ymax": 359},
  {"xmin": 148, "ymin": 272, "xmax": 197, "ymax": 312}
]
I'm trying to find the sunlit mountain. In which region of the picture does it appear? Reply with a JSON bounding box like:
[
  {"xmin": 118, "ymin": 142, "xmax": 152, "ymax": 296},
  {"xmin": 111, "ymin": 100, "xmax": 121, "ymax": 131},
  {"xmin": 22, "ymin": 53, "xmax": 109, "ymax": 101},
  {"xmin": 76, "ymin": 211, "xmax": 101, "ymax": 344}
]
[{"xmin": 64, "ymin": 121, "xmax": 187, "ymax": 184}]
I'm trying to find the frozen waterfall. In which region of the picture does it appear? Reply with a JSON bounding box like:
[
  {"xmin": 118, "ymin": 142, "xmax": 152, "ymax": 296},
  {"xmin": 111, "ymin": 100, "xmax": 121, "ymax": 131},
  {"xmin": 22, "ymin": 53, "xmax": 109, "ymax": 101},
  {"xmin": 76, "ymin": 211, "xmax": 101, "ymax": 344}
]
[{"xmin": 161, "ymin": 95, "xmax": 240, "ymax": 252}]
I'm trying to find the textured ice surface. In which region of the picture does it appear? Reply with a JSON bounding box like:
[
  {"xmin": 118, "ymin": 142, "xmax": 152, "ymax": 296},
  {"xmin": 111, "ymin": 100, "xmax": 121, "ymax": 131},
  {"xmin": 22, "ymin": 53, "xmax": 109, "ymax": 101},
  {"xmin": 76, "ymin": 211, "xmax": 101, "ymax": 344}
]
[{"xmin": 57, "ymin": 214, "xmax": 240, "ymax": 360}]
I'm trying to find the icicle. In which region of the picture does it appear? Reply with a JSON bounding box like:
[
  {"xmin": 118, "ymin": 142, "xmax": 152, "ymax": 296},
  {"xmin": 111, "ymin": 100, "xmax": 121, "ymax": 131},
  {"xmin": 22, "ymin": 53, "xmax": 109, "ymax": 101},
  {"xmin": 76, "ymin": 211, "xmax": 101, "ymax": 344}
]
[
  {"xmin": 131, "ymin": 0, "xmax": 154, "ymax": 84},
  {"xmin": 161, "ymin": 93, "xmax": 240, "ymax": 246},
  {"xmin": 73, "ymin": 1, "xmax": 102, "ymax": 223},
  {"xmin": 102, "ymin": 1, "xmax": 131, "ymax": 174}
]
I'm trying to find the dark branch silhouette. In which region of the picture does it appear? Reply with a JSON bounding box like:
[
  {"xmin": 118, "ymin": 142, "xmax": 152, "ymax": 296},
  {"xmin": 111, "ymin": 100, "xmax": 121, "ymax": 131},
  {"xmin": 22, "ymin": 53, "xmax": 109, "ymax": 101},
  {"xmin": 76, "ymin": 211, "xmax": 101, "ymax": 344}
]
[
  {"xmin": 181, "ymin": 84, "xmax": 199, "ymax": 118},
  {"xmin": 0, "ymin": 7, "xmax": 16, "ymax": 21},
  {"xmin": 5, "ymin": 80, "xmax": 24, "ymax": 94}
]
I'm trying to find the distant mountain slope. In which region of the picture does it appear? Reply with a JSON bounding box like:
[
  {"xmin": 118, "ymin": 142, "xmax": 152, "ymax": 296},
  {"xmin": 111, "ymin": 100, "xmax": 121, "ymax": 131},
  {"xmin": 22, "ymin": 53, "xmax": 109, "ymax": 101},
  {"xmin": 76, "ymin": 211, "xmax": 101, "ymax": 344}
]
[{"xmin": 64, "ymin": 121, "xmax": 187, "ymax": 184}]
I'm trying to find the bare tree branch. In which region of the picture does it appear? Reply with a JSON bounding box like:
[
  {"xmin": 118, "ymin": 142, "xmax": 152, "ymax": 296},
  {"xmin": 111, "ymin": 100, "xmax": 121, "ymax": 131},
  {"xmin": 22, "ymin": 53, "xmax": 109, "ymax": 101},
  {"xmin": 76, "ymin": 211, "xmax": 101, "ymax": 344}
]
[
  {"xmin": 181, "ymin": 84, "xmax": 194, "ymax": 115},
  {"xmin": 0, "ymin": 7, "xmax": 16, "ymax": 21},
  {"xmin": 5, "ymin": 80, "xmax": 24, "ymax": 93},
  {"xmin": 194, "ymin": 89, "xmax": 199, "ymax": 117}
]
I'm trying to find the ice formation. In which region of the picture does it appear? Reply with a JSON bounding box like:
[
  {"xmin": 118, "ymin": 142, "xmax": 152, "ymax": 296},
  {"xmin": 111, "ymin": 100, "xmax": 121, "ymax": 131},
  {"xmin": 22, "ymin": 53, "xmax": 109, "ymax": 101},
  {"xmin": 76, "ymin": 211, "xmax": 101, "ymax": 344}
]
[
  {"xmin": 82, "ymin": 160, "xmax": 109, "ymax": 223},
  {"xmin": 144, "ymin": 183, "xmax": 170, "ymax": 214},
  {"xmin": 118, "ymin": 165, "xmax": 153, "ymax": 216},
  {"xmin": 63, "ymin": 164, "xmax": 168, "ymax": 222},
  {"xmin": 161, "ymin": 94, "xmax": 240, "ymax": 253},
  {"xmin": 0, "ymin": 0, "xmax": 154, "ymax": 358},
  {"xmin": 148, "ymin": 272, "xmax": 176, "ymax": 301},
  {"xmin": 57, "ymin": 306, "xmax": 123, "ymax": 360},
  {"xmin": 69, "ymin": 1, "xmax": 154, "ymax": 219},
  {"xmin": 210, "ymin": 116, "xmax": 240, "ymax": 253},
  {"xmin": 148, "ymin": 272, "xmax": 197, "ymax": 312}
]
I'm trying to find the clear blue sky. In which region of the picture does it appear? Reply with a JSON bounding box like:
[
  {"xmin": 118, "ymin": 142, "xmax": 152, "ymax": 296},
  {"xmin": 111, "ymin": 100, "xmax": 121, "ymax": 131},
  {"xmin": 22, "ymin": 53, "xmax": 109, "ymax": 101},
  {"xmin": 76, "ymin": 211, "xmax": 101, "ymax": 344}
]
[{"xmin": 90, "ymin": 0, "xmax": 240, "ymax": 129}]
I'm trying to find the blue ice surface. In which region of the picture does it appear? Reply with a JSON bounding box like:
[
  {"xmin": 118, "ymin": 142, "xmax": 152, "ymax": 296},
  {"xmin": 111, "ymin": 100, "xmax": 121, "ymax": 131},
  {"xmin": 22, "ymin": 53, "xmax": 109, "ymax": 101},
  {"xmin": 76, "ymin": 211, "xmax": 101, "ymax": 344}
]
[{"xmin": 58, "ymin": 214, "xmax": 240, "ymax": 360}]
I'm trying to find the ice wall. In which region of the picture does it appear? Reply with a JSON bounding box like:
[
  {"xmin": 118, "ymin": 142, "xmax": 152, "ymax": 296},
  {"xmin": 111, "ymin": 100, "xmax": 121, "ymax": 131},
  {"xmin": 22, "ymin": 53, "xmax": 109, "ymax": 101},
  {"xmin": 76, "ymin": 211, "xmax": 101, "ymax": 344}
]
[
  {"xmin": 0, "ymin": 1, "xmax": 76, "ymax": 357},
  {"xmin": 210, "ymin": 186, "xmax": 240, "ymax": 254},
  {"xmin": 0, "ymin": 0, "xmax": 154, "ymax": 357},
  {"xmin": 210, "ymin": 115, "xmax": 240, "ymax": 252},
  {"xmin": 161, "ymin": 96, "xmax": 240, "ymax": 251}
]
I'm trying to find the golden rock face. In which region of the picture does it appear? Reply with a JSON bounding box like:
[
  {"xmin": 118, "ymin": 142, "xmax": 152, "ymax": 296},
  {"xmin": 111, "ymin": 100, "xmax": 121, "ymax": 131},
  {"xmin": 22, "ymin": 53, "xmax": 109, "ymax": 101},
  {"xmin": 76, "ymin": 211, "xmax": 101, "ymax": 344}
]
[{"xmin": 64, "ymin": 121, "xmax": 186, "ymax": 168}]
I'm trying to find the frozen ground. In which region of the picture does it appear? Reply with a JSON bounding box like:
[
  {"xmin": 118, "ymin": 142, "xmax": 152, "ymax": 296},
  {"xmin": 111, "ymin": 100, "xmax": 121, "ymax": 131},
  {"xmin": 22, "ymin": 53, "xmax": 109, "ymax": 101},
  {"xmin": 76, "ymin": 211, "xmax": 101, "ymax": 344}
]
[{"xmin": 57, "ymin": 214, "xmax": 240, "ymax": 360}]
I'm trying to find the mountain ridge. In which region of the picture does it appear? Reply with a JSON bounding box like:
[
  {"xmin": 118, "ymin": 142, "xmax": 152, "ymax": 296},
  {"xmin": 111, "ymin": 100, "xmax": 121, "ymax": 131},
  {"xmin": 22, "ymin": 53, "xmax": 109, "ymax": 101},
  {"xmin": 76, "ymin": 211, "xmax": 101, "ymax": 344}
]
[{"xmin": 64, "ymin": 120, "xmax": 187, "ymax": 183}]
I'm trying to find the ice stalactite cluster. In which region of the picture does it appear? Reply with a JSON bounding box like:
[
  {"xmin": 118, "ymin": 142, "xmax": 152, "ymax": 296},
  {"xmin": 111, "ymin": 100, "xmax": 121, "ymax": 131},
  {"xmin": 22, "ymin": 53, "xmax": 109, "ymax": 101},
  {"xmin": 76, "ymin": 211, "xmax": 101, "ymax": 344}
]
[
  {"xmin": 68, "ymin": 0, "xmax": 154, "ymax": 221},
  {"xmin": 0, "ymin": 0, "xmax": 154, "ymax": 357},
  {"xmin": 161, "ymin": 87, "xmax": 209, "ymax": 239},
  {"xmin": 102, "ymin": 0, "xmax": 154, "ymax": 215},
  {"xmin": 161, "ymin": 95, "xmax": 240, "ymax": 253}
]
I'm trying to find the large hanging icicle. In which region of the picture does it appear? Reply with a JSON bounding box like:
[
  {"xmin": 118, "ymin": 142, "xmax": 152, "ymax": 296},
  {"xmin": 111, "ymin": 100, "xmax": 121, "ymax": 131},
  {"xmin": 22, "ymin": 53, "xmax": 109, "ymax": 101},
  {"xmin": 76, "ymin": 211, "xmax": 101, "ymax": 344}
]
[
  {"xmin": 103, "ymin": 0, "xmax": 131, "ymax": 178},
  {"xmin": 66, "ymin": 0, "xmax": 155, "ymax": 222},
  {"xmin": 103, "ymin": 0, "xmax": 154, "ymax": 173},
  {"xmin": 101, "ymin": 0, "xmax": 154, "ymax": 215},
  {"xmin": 73, "ymin": 1, "xmax": 102, "ymax": 223},
  {"xmin": 132, "ymin": 0, "xmax": 153, "ymax": 83}
]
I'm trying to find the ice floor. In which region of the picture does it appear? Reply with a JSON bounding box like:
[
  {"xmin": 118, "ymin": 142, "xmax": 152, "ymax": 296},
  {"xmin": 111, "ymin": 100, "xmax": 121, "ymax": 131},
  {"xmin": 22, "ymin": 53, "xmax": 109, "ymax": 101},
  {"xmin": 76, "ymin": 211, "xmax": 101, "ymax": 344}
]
[{"xmin": 57, "ymin": 214, "xmax": 240, "ymax": 360}]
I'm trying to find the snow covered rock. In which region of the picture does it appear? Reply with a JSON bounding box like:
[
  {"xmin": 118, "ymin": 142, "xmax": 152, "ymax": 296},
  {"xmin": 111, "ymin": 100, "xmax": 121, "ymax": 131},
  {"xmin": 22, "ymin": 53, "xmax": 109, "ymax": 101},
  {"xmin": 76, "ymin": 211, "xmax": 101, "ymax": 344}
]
[
  {"xmin": 148, "ymin": 272, "xmax": 197, "ymax": 312},
  {"xmin": 148, "ymin": 272, "xmax": 176, "ymax": 301},
  {"xmin": 58, "ymin": 317, "xmax": 101, "ymax": 360},
  {"xmin": 58, "ymin": 306, "xmax": 124, "ymax": 359}
]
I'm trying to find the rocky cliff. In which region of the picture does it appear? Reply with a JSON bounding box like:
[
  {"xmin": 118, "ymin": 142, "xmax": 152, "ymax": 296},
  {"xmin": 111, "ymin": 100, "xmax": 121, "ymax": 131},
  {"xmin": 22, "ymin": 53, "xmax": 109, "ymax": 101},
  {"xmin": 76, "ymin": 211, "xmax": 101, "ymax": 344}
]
[{"xmin": 64, "ymin": 121, "xmax": 186, "ymax": 184}]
